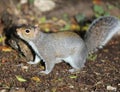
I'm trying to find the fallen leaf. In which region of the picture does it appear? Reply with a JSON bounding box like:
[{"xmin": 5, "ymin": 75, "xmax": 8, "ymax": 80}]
[
  {"xmin": 88, "ymin": 54, "xmax": 97, "ymax": 61},
  {"xmin": 39, "ymin": 65, "xmax": 45, "ymax": 70},
  {"xmin": 31, "ymin": 76, "xmax": 41, "ymax": 82},
  {"xmin": 69, "ymin": 75, "xmax": 77, "ymax": 79},
  {"xmin": 82, "ymin": 24, "xmax": 89, "ymax": 31},
  {"xmin": 60, "ymin": 24, "xmax": 71, "ymax": 31},
  {"xmin": 15, "ymin": 75, "xmax": 27, "ymax": 82},
  {"xmin": 51, "ymin": 87, "xmax": 57, "ymax": 92},
  {"xmin": 39, "ymin": 16, "xmax": 47, "ymax": 23},
  {"xmin": 2, "ymin": 46, "xmax": 12, "ymax": 52},
  {"xmin": 0, "ymin": 37, "xmax": 4, "ymax": 42},
  {"xmin": 103, "ymin": 49, "xmax": 109, "ymax": 52},
  {"xmin": 75, "ymin": 14, "xmax": 85, "ymax": 22},
  {"xmin": 71, "ymin": 24, "xmax": 80, "ymax": 30}
]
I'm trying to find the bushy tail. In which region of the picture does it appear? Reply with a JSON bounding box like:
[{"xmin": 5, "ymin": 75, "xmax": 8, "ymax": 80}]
[{"xmin": 84, "ymin": 16, "xmax": 120, "ymax": 53}]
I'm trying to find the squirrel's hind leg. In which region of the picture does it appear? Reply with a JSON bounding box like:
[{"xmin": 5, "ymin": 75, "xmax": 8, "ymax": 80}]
[{"xmin": 64, "ymin": 56, "xmax": 85, "ymax": 73}]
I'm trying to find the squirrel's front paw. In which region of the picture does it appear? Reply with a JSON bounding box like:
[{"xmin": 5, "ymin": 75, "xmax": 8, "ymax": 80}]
[
  {"xmin": 27, "ymin": 61, "xmax": 38, "ymax": 64},
  {"xmin": 39, "ymin": 70, "xmax": 50, "ymax": 75}
]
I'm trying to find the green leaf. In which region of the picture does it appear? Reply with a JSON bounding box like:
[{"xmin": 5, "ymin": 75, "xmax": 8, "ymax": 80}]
[
  {"xmin": 88, "ymin": 54, "xmax": 97, "ymax": 61},
  {"xmin": 62, "ymin": 14, "xmax": 69, "ymax": 22},
  {"xmin": 60, "ymin": 24, "xmax": 71, "ymax": 31},
  {"xmin": 95, "ymin": 13, "xmax": 101, "ymax": 18},
  {"xmin": 0, "ymin": 37, "xmax": 4, "ymax": 42},
  {"xmin": 69, "ymin": 75, "xmax": 77, "ymax": 79},
  {"xmin": 45, "ymin": 28, "xmax": 50, "ymax": 32},
  {"xmin": 39, "ymin": 16, "xmax": 47, "ymax": 23},
  {"xmin": 108, "ymin": 4, "xmax": 114, "ymax": 10},
  {"xmin": 104, "ymin": 12, "xmax": 110, "ymax": 16},
  {"xmin": 63, "ymin": 14, "xmax": 68, "ymax": 19},
  {"xmin": 28, "ymin": 0, "xmax": 34, "ymax": 4},
  {"xmin": 82, "ymin": 24, "xmax": 89, "ymax": 31},
  {"xmin": 51, "ymin": 87, "xmax": 57, "ymax": 92},
  {"xmin": 52, "ymin": 17, "xmax": 58, "ymax": 21},
  {"xmin": 15, "ymin": 75, "xmax": 27, "ymax": 82},
  {"xmin": 75, "ymin": 14, "xmax": 85, "ymax": 22},
  {"xmin": 93, "ymin": 5, "xmax": 104, "ymax": 15}
]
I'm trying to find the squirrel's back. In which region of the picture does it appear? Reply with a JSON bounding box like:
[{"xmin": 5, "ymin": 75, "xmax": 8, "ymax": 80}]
[{"xmin": 84, "ymin": 16, "xmax": 120, "ymax": 53}]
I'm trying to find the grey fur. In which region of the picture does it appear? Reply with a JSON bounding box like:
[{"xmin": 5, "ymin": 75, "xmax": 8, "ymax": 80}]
[
  {"xmin": 85, "ymin": 16, "xmax": 120, "ymax": 53},
  {"xmin": 17, "ymin": 16, "xmax": 120, "ymax": 74}
]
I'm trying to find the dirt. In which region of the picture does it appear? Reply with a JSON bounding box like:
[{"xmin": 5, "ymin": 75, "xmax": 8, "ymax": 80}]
[
  {"xmin": 0, "ymin": 36, "xmax": 120, "ymax": 92},
  {"xmin": 0, "ymin": 0, "xmax": 120, "ymax": 92}
]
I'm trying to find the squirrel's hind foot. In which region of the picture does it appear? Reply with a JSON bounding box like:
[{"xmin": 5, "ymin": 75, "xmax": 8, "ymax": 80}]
[
  {"xmin": 39, "ymin": 70, "xmax": 50, "ymax": 75},
  {"xmin": 27, "ymin": 61, "xmax": 40, "ymax": 64}
]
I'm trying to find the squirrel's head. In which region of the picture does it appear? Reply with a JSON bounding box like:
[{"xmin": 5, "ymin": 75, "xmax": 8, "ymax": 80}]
[{"xmin": 16, "ymin": 25, "xmax": 39, "ymax": 41}]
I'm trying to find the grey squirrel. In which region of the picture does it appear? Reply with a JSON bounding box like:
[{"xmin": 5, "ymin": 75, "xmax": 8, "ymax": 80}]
[{"xmin": 15, "ymin": 16, "xmax": 120, "ymax": 74}]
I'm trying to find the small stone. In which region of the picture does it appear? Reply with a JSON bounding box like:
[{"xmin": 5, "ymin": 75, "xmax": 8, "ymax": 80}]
[
  {"xmin": 10, "ymin": 87, "xmax": 25, "ymax": 92},
  {"xmin": 0, "ymin": 89, "xmax": 8, "ymax": 92},
  {"xmin": 34, "ymin": 0, "xmax": 56, "ymax": 12},
  {"xmin": 20, "ymin": 0, "xmax": 27, "ymax": 4},
  {"xmin": 107, "ymin": 85, "xmax": 117, "ymax": 91}
]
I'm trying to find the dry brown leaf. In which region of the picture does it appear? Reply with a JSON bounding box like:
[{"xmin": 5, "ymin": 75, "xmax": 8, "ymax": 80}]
[
  {"xmin": 31, "ymin": 76, "xmax": 41, "ymax": 82},
  {"xmin": 1, "ymin": 46, "xmax": 12, "ymax": 52}
]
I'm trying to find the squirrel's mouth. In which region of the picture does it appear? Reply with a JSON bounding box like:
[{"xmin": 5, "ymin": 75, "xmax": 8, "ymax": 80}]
[{"xmin": 14, "ymin": 27, "xmax": 21, "ymax": 39}]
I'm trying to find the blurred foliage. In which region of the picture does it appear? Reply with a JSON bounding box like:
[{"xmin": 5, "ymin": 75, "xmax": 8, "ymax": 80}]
[
  {"xmin": 39, "ymin": 16, "xmax": 47, "ymax": 24},
  {"xmin": 75, "ymin": 14, "xmax": 85, "ymax": 22},
  {"xmin": 62, "ymin": 14, "xmax": 70, "ymax": 22},
  {"xmin": 88, "ymin": 54, "xmax": 97, "ymax": 61},
  {"xmin": 38, "ymin": 16, "xmax": 80, "ymax": 32},
  {"xmin": 93, "ymin": 0, "xmax": 102, "ymax": 4},
  {"xmin": 93, "ymin": 5, "xmax": 110, "ymax": 17},
  {"xmin": 28, "ymin": 0, "xmax": 34, "ymax": 4},
  {"xmin": 107, "ymin": 4, "xmax": 114, "ymax": 10},
  {"xmin": 93, "ymin": 5, "xmax": 104, "ymax": 15}
]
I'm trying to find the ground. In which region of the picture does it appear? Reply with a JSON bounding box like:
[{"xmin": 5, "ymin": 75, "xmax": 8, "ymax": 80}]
[{"xmin": 0, "ymin": 0, "xmax": 120, "ymax": 92}]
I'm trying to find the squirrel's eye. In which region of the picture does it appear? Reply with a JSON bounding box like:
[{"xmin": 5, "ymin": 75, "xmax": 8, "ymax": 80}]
[{"xmin": 25, "ymin": 29, "xmax": 30, "ymax": 33}]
